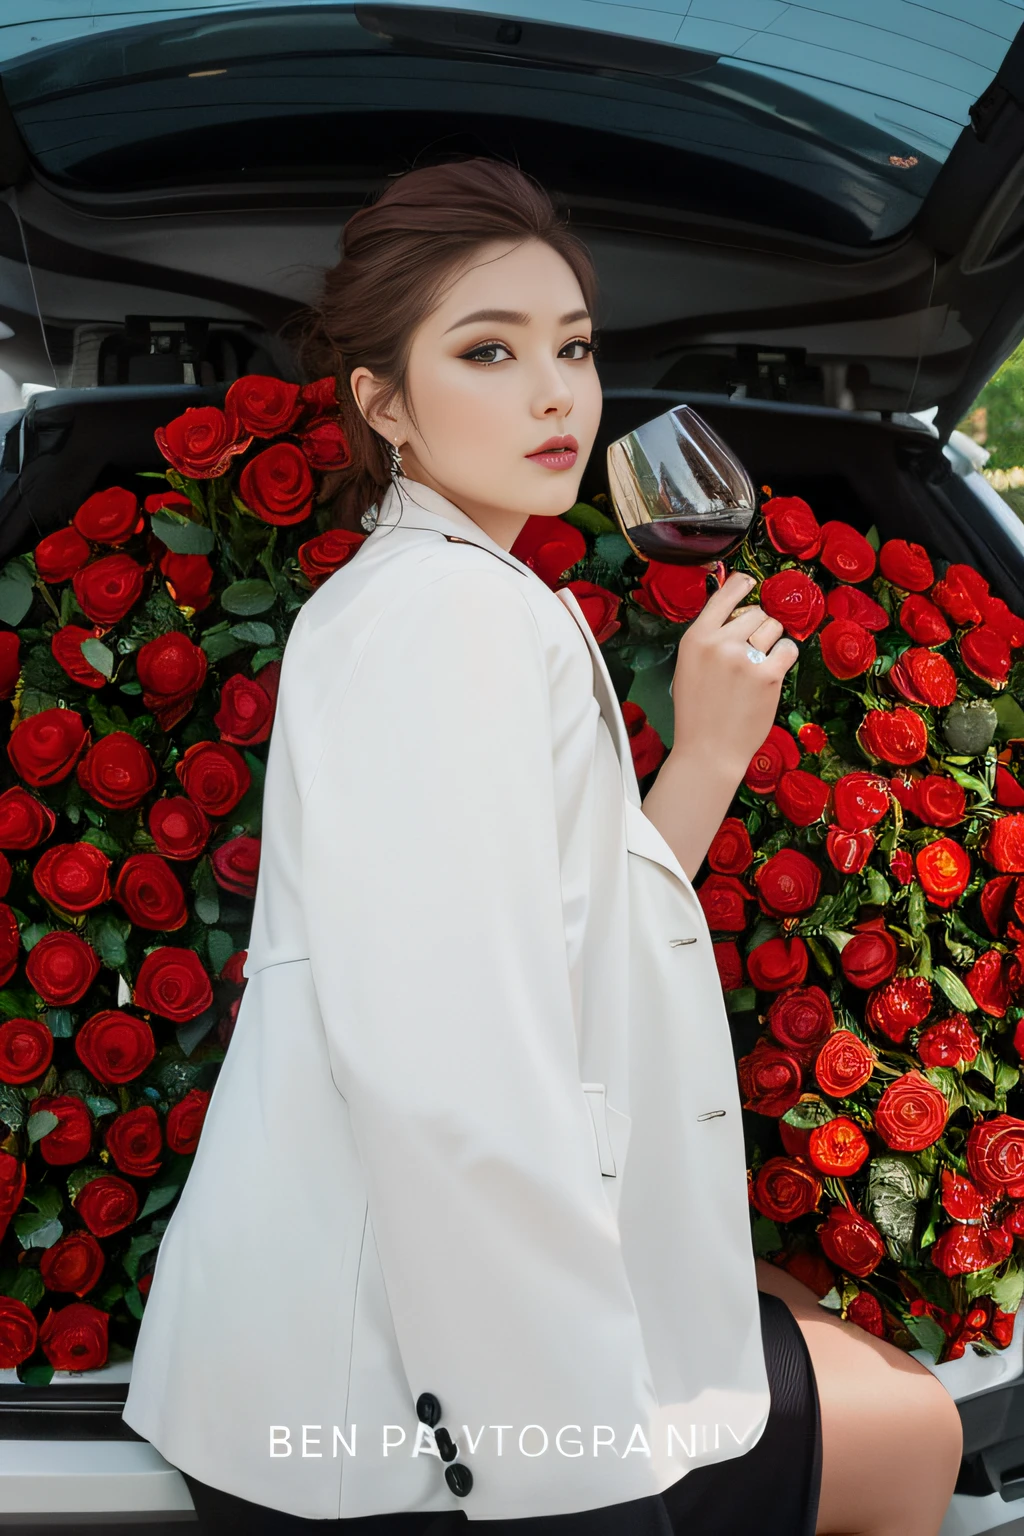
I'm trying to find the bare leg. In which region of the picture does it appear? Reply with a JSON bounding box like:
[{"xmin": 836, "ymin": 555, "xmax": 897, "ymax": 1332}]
[{"xmin": 754, "ymin": 1257, "xmax": 964, "ymax": 1536}]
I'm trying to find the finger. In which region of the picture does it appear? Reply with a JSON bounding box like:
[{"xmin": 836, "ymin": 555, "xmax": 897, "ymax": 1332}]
[
  {"xmin": 722, "ymin": 603, "xmax": 775, "ymax": 643},
  {"xmin": 747, "ymin": 616, "xmax": 786, "ymax": 650},
  {"xmin": 691, "ymin": 570, "xmax": 757, "ymax": 630},
  {"xmin": 766, "ymin": 637, "xmax": 800, "ymax": 675}
]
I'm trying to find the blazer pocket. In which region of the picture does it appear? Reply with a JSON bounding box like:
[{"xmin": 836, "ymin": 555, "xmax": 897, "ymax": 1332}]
[{"xmin": 581, "ymin": 1082, "xmax": 631, "ymax": 1179}]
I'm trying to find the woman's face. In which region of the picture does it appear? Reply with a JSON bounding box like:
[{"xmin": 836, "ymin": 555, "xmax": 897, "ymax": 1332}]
[{"xmin": 352, "ymin": 238, "xmax": 603, "ymax": 549}]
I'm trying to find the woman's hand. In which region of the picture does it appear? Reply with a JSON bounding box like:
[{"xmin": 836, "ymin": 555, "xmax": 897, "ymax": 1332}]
[{"xmin": 670, "ymin": 569, "xmax": 800, "ymax": 783}]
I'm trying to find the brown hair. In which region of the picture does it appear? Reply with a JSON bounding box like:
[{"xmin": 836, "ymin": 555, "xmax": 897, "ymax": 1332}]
[{"xmin": 298, "ymin": 157, "xmax": 598, "ymax": 529}]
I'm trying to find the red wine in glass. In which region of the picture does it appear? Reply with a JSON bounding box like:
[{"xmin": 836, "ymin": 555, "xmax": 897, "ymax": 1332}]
[{"xmin": 606, "ymin": 405, "xmax": 756, "ymax": 583}]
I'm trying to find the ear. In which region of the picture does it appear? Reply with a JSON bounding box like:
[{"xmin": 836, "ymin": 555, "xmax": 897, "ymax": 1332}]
[{"xmin": 350, "ymin": 367, "xmax": 409, "ymax": 446}]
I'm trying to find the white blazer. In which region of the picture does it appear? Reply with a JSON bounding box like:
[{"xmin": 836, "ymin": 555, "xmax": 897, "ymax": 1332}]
[{"xmin": 121, "ymin": 480, "xmax": 771, "ymax": 1521}]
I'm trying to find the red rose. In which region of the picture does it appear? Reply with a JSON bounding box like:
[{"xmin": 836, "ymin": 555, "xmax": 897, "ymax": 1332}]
[
  {"xmin": 39, "ymin": 1232, "xmax": 105, "ymax": 1296},
  {"xmin": 767, "ymin": 985, "xmax": 834, "ymax": 1061},
  {"xmin": 747, "ymin": 936, "xmax": 809, "ymax": 991},
  {"xmin": 761, "ymin": 496, "xmax": 822, "ymax": 558},
  {"xmin": 737, "ymin": 1040, "xmax": 803, "ymax": 1116},
  {"xmin": 781, "ymin": 1250, "xmax": 836, "ymax": 1299},
  {"xmin": 966, "ymin": 1114, "xmax": 1024, "ymax": 1199},
  {"xmin": 879, "ymin": 539, "xmax": 934, "ymax": 591},
  {"xmin": 696, "ymin": 873, "xmax": 753, "ymax": 932},
  {"xmin": 808, "ymin": 1117, "xmax": 870, "ymax": 1176},
  {"xmin": 865, "ymin": 975, "xmax": 932, "ymax": 1044},
  {"xmin": 0, "ymin": 1016, "xmax": 52, "ymax": 1085},
  {"xmin": 73, "ymin": 487, "xmax": 143, "ymax": 545},
  {"xmin": 175, "ymin": 740, "xmax": 252, "ymax": 818},
  {"xmin": 9, "ymin": 707, "xmax": 88, "ymax": 787},
  {"xmin": 0, "ymin": 1297, "xmax": 38, "ymax": 1368},
  {"xmin": 986, "ymin": 813, "xmax": 1024, "ymax": 872},
  {"xmin": 899, "ymin": 593, "xmax": 951, "ymax": 645},
  {"xmin": 135, "ymin": 631, "xmax": 208, "ymax": 731},
  {"xmin": 32, "ymin": 1094, "xmax": 92, "ymax": 1165},
  {"xmin": 72, "ymin": 554, "xmax": 145, "ymax": 626},
  {"xmin": 830, "ymin": 771, "xmax": 890, "ymax": 832},
  {"xmin": 797, "ymin": 722, "xmax": 828, "ymax": 753},
  {"xmin": 75, "ymin": 1009, "xmax": 156, "ymax": 1085},
  {"xmin": 931, "ymin": 564, "xmax": 988, "ymax": 626},
  {"xmin": 941, "ymin": 1168, "xmax": 988, "ymax": 1221},
  {"xmin": 744, "ymin": 724, "xmax": 800, "ymax": 794},
  {"xmin": 239, "ymin": 443, "xmax": 314, "ymax": 526},
  {"xmin": 995, "ymin": 765, "xmax": 1024, "ymax": 808},
  {"xmin": 825, "ymin": 586, "xmax": 888, "ymax": 631},
  {"xmin": 931, "ymin": 1224, "xmax": 1014, "ymax": 1277},
  {"xmin": 961, "ymin": 623, "xmax": 1012, "ymax": 686},
  {"xmin": 224, "ymin": 375, "xmax": 301, "ymax": 437},
  {"xmin": 980, "ymin": 875, "xmax": 1017, "ymax": 936},
  {"xmin": 889, "ymin": 849, "xmax": 914, "ymax": 885},
  {"xmin": 213, "ymin": 672, "xmax": 275, "ymax": 747},
  {"xmin": 0, "ymin": 633, "xmax": 20, "ymax": 700},
  {"xmin": 25, "ymin": 930, "xmax": 100, "ymax": 1006},
  {"xmin": 74, "ymin": 1174, "xmax": 138, "ymax": 1237},
  {"xmin": 631, "ymin": 562, "xmax": 709, "ymax": 624},
  {"xmin": 113, "ymin": 854, "xmax": 188, "ymax": 931},
  {"xmin": 914, "ymin": 774, "xmax": 966, "ymax": 827},
  {"xmin": 166, "ymin": 1087, "xmax": 211, "ymax": 1154},
  {"xmin": 750, "ymin": 1157, "xmax": 821, "ymax": 1221},
  {"xmin": 775, "ymin": 769, "xmax": 830, "ymax": 827},
  {"xmin": 148, "ymin": 796, "xmax": 211, "ymax": 861},
  {"xmin": 917, "ymin": 1014, "xmax": 979, "ymax": 1068},
  {"xmin": 38, "ymin": 1301, "xmax": 110, "ymax": 1371},
  {"xmin": 297, "ymin": 529, "xmax": 366, "ymax": 586},
  {"xmin": 819, "ymin": 619, "xmax": 876, "ymax": 679},
  {"xmin": 51, "ymin": 624, "xmax": 109, "ymax": 689},
  {"xmin": 875, "ymin": 1070, "xmax": 948, "ymax": 1152},
  {"xmin": 0, "ymin": 1152, "xmax": 26, "ymax": 1222},
  {"xmin": 211, "ymin": 834, "xmax": 260, "ymax": 898},
  {"xmin": 817, "ymin": 520, "xmax": 876, "ymax": 583},
  {"xmin": 561, "ymin": 580, "xmax": 621, "ymax": 643},
  {"xmin": 915, "ymin": 837, "xmax": 971, "ymax": 908},
  {"xmin": 300, "ymin": 418, "xmax": 352, "ymax": 470},
  {"xmin": 713, "ymin": 940, "xmax": 744, "ymax": 991},
  {"xmin": 755, "ymin": 848, "xmax": 821, "ymax": 916},
  {"xmin": 966, "ymin": 949, "xmax": 1020, "ymax": 1017},
  {"xmin": 299, "ymin": 376, "xmax": 338, "ymax": 417},
  {"xmin": 846, "ymin": 1291, "xmax": 885, "ymax": 1337},
  {"xmin": 155, "ymin": 405, "xmax": 251, "ymax": 479},
  {"xmin": 759, "ymin": 569, "xmax": 826, "ymax": 642},
  {"xmin": 104, "ymin": 1105, "xmax": 162, "ymax": 1178},
  {"xmin": 144, "ymin": 490, "xmax": 191, "ymax": 516},
  {"xmin": 255, "ymin": 659, "xmax": 280, "ymax": 708},
  {"xmin": 34, "ymin": 526, "xmax": 90, "ymax": 584},
  {"xmin": 814, "ymin": 1028, "xmax": 875, "ymax": 1095},
  {"xmin": 981, "ymin": 594, "xmax": 1024, "ymax": 648},
  {"xmin": 76, "ymin": 731, "xmax": 158, "ymax": 811},
  {"xmin": 133, "ymin": 947, "xmax": 213, "ymax": 1022},
  {"xmin": 840, "ymin": 919, "xmax": 898, "ymax": 989},
  {"xmin": 620, "ymin": 701, "xmax": 665, "ymax": 779},
  {"xmin": 33, "ymin": 841, "xmax": 111, "ymax": 914},
  {"xmin": 160, "ymin": 551, "xmax": 214, "ymax": 614},
  {"xmin": 707, "ymin": 817, "xmax": 753, "ymax": 873},
  {"xmin": 819, "ymin": 1206, "xmax": 885, "ymax": 1277},
  {"xmin": 857, "ymin": 706, "xmax": 929, "ymax": 765},
  {"xmin": 222, "ymin": 950, "xmax": 247, "ymax": 985},
  {"xmin": 510, "ymin": 516, "xmax": 587, "ymax": 588},
  {"xmin": 825, "ymin": 826, "xmax": 875, "ymax": 874},
  {"xmin": 888, "ymin": 647, "xmax": 957, "ymax": 708}
]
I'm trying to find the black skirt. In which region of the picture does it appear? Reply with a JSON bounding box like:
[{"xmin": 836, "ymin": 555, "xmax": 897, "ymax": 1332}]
[{"xmin": 178, "ymin": 1292, "xmax": 822, "ymax": 1536}]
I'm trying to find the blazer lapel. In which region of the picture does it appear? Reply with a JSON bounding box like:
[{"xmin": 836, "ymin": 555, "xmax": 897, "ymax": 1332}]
[{"xmin": 553, "ymin": 585, "xmax": 641, "ymax": 808}]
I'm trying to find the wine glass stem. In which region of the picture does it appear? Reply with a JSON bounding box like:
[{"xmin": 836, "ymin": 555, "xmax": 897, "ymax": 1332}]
[{"xmin": 702, "ymin": 559, "xmax": 728, "ymax": 588}]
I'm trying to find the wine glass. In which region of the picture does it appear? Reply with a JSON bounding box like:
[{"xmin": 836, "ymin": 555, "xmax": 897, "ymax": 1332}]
[{"xmin": 606, "ymin": 404, "xmax": 757, "ymax": 585}]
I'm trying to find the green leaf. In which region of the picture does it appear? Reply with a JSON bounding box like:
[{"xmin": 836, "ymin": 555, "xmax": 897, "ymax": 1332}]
[
  {"xmin": 863, "ymin": 866, "xmax": 892, "ymax": 905},
  {"xmin": 13, "ymin": 1210, "xmax": 62, "ymax": 1249},
  {"xmin": 932, "ymin": 964, "xmax": 977, "ymax": 1012},
  {"xmin": 45, "ymin": 1008, "xmax": 73, "ymax": 1039},
  {"xmin": 26, "ymin": 1110, "xmax": 58, "ymax": 1144},
  {"xmin": 0, "ymin": 1085, "xmax": 24, "ymax": 1132},
  {"xmin": 751, "ymin": 1216, "xmax": 782, "ymax": 1256},
  {"xmin": 119, "ymin": 679, "xmax": 143, "ymax": 695},
  {"xmin": 122, "ymin": 1232, "xmax": 162, "ymax": 1283},
  {"xmin": 138, "ymin": 1182, "xmax": 181, "ymax": 1220},
  {"xmin": 995, "ymin": 1060, "xmax": 1020, "ymax": 1096},
  {"xmin": 84, "ymin": 913, "xmax": 130, "ymax": 969},
  {"xmin": 592, "ymin": 532, "xmax": 633, "ymax": 571},
  {"xmin": 3, "ymin": 1265, "xmax": 44, "ymax": 1310},
  {"xmin": 190, "ymin": 856, "xmax": 220, "ymax": 926},
  {"xmin": 905, "ymin": 1312, "xmax": 947, "ymax": 1361},
  {"xmin": 724, "ymin": 985, "xmax": 757, "ymax": 1014},
  {"xmin": 562, "ymin": 501, "xmax": 617, "ymax": 536},
  {"xmin": 23, "ymin": 1184, "xmax": 62, "ymax": 1219},
  {"xmin": 864, "ymin": 524, "xmax": 880, "ymax": 551},
  {"xmin": 176, "ymin": 1007, "xmax": 216, "ymax": 1057},
  {"xmin": 781, "ymin": 1096, "xmax": 834, "ymax": 1129},
  {"xmin": 79, "ymin": 638, "xmax": 114, "ymax": 679},
  {"xmin": 251, "ymin": 645, "xmax": 284, "ymax": 672},
  {"xmin": 818, "ymin": 1286, "xmax": 843, "ymax": 1311},
  {"xmin": 626, "ymin": 657, "xmax": 675, "ymax": 751},
  {"xmin": 220, "ymin": 579, "xmax": 276, "ymax": 617},
  {"xmin": 84, "ymin": 1096, "xmax": 117, "ymax": 1119},
  {"xmin": 908, "ymin": 882, "xmax": 927, "ymax": 935},
  {"xmin": 229, "ymin": 621, "xmax": 276, "ymax": 647},
  {"xmin": 206, "ymin": 928, "xmax": 236, "ymax": 977},
  {"xmin": 944, "ymin": 763, "xmax": 991, "ymax": 800},
  {"xmin": 3, "ymin": 557, "xmax": 35, "ymax": 588},
  {"xmin": 993, "ymin": 693, "xmax": 1024, "ymax": 743},
  {"xmin": 0, "ymin": 578, "xmax": 33, "ymax": 626},
  {"xmin": 80, "ymin": 827, "xmax": 123, "ymax": 857},
  {"xmin": 149, "ymin": 511, "xmax": 215, "ymax": 555},
  {"xmin": 200, "ymin": 630, "xmax": 246, "ymax": 663}
]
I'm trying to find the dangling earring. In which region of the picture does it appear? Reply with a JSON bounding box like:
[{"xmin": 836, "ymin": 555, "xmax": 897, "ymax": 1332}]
[
  {"xmin": 360, "ymin": 505, "xmax": 378, "ymax": 532},
  {"xmin": 388, "ymin": 439, "xmax": 405, "ymax": 480}
]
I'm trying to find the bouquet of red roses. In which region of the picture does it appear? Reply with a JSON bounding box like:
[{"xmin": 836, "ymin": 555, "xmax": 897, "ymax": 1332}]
[{"xmin": 511, "ymin": 491, "xmax": 1024, "ymax": 1364}]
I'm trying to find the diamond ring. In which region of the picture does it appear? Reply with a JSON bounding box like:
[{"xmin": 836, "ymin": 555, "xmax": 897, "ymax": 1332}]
[{"xmin": 746, "ymin": 645, "xmax": 768, "ymax": 665}]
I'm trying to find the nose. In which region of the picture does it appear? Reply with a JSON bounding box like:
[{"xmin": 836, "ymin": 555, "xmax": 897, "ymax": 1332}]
[{"xmin": 531, "ymin": 353, "xmax": 573, "ymax": 420}]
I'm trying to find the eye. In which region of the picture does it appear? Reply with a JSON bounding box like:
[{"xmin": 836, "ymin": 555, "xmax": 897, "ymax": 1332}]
[
  {"xmin": 560, "ymin": 338, "xmax": 598, "ymax": 361},
  {"xmin": 461, "ymin": 341, "xmax": 514, "ymax": 365}
]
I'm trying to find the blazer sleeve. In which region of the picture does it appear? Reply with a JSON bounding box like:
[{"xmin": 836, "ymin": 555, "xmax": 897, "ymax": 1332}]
[{"xmin": 300, "ymin": 566, "xmax": 671, "ymax": 1524}]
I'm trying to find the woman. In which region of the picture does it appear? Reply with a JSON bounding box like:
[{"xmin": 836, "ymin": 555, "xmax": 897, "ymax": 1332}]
[{"xmin": 121, "ymin": 159, "xmax": 963, "ymax": 1536}]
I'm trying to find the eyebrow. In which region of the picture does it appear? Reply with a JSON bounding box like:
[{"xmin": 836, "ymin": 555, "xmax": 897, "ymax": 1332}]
[{"xmin": 444, "ymin": 307, "xmax": 591, "ymax": 333}]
